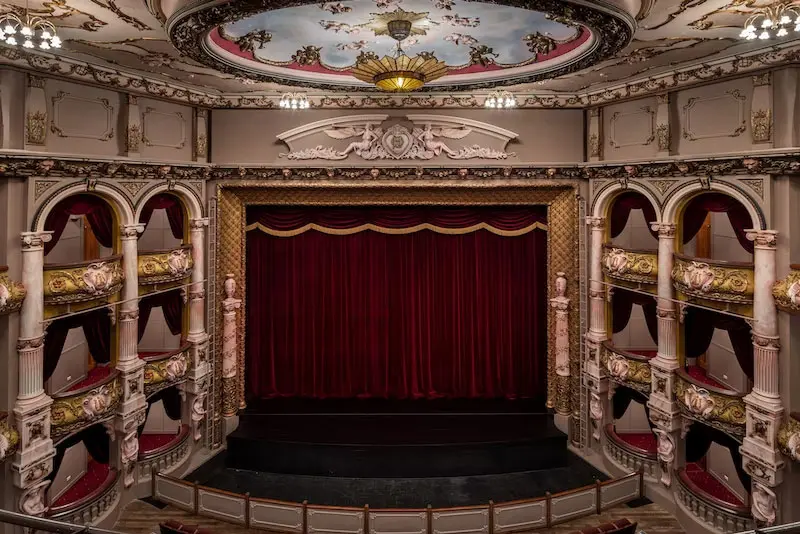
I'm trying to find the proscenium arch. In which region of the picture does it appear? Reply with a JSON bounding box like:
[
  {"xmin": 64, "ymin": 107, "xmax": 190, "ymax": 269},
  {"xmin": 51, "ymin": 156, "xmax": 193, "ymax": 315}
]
[
  {"xmin": 662, "ymin": 180, "xmax": 765, "ymax": 231},
  {"xmin": 32, "ymin": 182, "xmax": 135, "ymax": 233},
  {"xmin": 591, "ymin": 182, "xmax": 662, "ymax": 224},
  {"xmin": 134, "ymin": 182, "xmax": 205, "ymax": 223}
]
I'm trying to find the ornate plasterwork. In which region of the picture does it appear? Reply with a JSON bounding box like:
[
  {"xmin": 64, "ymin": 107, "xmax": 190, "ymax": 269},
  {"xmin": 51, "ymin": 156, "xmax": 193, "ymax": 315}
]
[
  {"xmin": 600, "ymin": 343, "xmax": 652, "ymax": 396},
  {"xmin": 602, "ymin": 246, "xmax": 658, "ymax": 285},
  {"xmin": 653, "ymin": 428, "xmax": 675, "ymax": 487},
  {"xmin": 141, "ymin": 108, "xmax": 186, "ymax": 149},
  {"xmin": 682, "ymin": 90, "xmax": 747, "ymax": 141},
  {"xmin": 777, "ymin": 415, "xmax": 800, "ymax": 462},
  {"xmin": 50, "ymin": 373, "xmax": 122, "ymax": 442},
  {"xmin": 0, "ymin": 412, "xmax": 20, "ymax": 461},
  {"xmin": 674, "ymin": 372, "xmax": 746, "ymax": 440},
  {"xmin": 752, "ymin": 483, "xmax": 777, "ymax": 526},
  {"xmin": 138, "ymin": 246, "xmax": 193, "ymax": 286},
  {"xmin": 0, "ymin": 269, "xmax": 26, "ymax": 315},
  {"xmin": 609, "ymin": 107, "xmax": 655, "ymax": 148},
  {"xmin": 751, "ymin": 109, "xmax": 772, "ymax": 144},
  {"xmin": 672, "ymin": 256, "xmax": 753, "ymax": 304},
  {"xmin": 772, "ymin": 268, "xmax": 800, "ymax": 313},
  {"xmin": 50, "ymin": 91, "xmax": 115, "ymax": 141},
  {"xmin": 25, "ymin": 110, "xmax": 47, "ymax": 145},
  {"xmin": 142, "ymin": 346, "xmax": 191, "ymax": 398},
  {"xmin": 43, "ymin": 256, "xmax": 125, "ymax": 306}
]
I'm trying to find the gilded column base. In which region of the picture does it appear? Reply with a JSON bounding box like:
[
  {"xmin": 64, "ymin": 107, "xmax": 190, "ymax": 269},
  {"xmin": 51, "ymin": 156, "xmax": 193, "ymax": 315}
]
[
  {"xmin": 222, "ymin": 377, "xmax": 238, "ymax": 417},
  {"xmin": 555, "ymin": 374, "xmax": 571, "ymax": 416}
]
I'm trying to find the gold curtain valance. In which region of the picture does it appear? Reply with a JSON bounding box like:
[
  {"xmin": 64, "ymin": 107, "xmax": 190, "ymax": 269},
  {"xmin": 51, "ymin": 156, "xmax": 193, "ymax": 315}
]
[{"xmin": 245, "ymin": 221, "xmax": 548, "ymax": 237}]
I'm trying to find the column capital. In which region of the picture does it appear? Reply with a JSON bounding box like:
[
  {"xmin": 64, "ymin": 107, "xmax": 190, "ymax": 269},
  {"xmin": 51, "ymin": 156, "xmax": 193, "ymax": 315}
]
[
  {"xmin": 120, "ymin": 224, "xmax": 145, "ymax": 239},
  {"xmin": 746, "ymin": 229, "xmax": 778, "ymax": 249},
  {"xmin": 650, "ymin": 222, "xmax": 677, "ymax": 238},
  {"xmin": 585, "ymin": 216, "xmax": 605, "ymax": 229},
  {"xmin": 20, "ymin": 231, "xmax": 53, "ymax": 251},
  {"xmin": 189, "ymin": 218, "xmax": 210, "ymax": 230}
]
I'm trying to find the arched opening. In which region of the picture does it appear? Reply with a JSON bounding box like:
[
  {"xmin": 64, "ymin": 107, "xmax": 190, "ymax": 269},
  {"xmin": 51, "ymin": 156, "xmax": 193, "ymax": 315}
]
[
  {"xmin": 138, "ymin": 387, "xmax": 188, "ymax": 461},
  {"xmin": 678, "ymin": 192, "xmax": 754, "ymax": 263},
  {"xmin": 138, "ymin": 192, "xmax": 187, "ymax": 248},
  {"xmin": 606, "ymin": 191, "xmax": 659, "ymax": 250},
  {"xmin": 43, "ymin": 193, "xmax": 118, "ymax": 261}
]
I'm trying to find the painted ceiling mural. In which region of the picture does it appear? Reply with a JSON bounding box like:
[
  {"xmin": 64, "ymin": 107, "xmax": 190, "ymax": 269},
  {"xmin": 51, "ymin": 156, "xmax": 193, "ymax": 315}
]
[
  {"xmin": 0, "ymin": 0, "xmax": 794, "ymax": 95},
  {"xmin": 208, "ymin": 2, "xmax": 590, "ymax": 88}
]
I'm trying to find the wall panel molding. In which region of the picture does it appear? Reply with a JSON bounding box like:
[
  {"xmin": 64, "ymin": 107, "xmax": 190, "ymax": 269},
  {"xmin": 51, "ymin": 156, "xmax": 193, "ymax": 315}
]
[
  {"xmin": 141, "ymin": 107, "xmax": 186, "ymax": 149},
  {"xmin": 50, "ymin": 91, "xmax": 115, "ymax": 141},
  {"xmin": 682, "ymin": 90, "xmax": 747, "ymax": 141}
]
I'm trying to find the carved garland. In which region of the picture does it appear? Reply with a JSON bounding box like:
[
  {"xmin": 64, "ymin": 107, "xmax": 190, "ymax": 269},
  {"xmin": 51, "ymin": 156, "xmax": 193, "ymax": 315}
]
[
  {"xmin": 138, "ymin": 247, "xmax": 194, "ymax": 286},
  {"xmin": 0, "ymin": 270, "xmax": 27, "ymax": 315},
  {"xmin": 671, "ymin": 257, "xmax": 753, "ymax": 304},
  {"xmin": 602, "ymin": 247, "xmax": 658, "ymax": 285},
  {"xmin": 50, "ymin": 376, "xmax": 122, "ymax": 442},
  {"xmin": 772, "ymin": 268, "xmax": 800, "ymax": 313},
  {"xmin": 674, "ymin": 374, "xmax": 746, "ymax": 440},
  {"xmin": 777, "ymin": 415, "xmax": 800, "ymax": 462},
  {"xmin": 600, "ymin": 344, "xmax": 652, "ymax": 396},
  {"xmin": 143, "ymin": 348, "xmax": 192, "ymax": 398},
  {"xmin": 43, "ymin": 257, "xmax": 125, "ymax": 305}
]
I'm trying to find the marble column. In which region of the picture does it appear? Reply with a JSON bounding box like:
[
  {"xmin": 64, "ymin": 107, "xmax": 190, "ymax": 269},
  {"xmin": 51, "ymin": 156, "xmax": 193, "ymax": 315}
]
[
  {"xmin": 183, "ymin": 218, "xmax": 211, "ymax": 444},
  {"xmin": 116, "ymin": 224, "xmax": 147, "ymax": 489},
  {"xmin": 13, "ymin": 232, "xmax": 55, "ymax": 518},
  {"xmin": 551, "ymin": 272, "xmax": 571, "ymax": 418},
  {"xmin": 584, "ymin": 217, "xmax": 608, "ymax": 446},
  {"xmin": 742, "ymin": 229, "xmax": 784, "ymax": 520},
  {"xmin": 222, "ymin": 274, "xmax": 241, "ymax": 418},
  {"xmin": 647, "ymin": 222, "xmax": 683, "ymax": 487}
]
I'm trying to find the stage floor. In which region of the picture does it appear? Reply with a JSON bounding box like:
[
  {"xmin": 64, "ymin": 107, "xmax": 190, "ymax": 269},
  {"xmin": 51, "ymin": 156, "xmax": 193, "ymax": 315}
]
[{"xmin": 186, "ymin": 451, "xmax": 608, "ymax": 508}]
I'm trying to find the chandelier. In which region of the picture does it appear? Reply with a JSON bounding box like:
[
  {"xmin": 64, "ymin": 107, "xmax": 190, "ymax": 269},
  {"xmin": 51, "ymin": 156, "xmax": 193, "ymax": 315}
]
[
  {"xmin": 351, "ymin": 17, "xmax": 446, "ymax": 91},
  {"xmin": 740, "ymin": 3, "xmax": 800, "ymax": 40},
  {"xmin": 484, "ymin": 91, "xmax": 517, "ymax": 109},
  {"xmin": 0, "ymin": 1, "xmax": 61, "ymax": 49},
  {"xmin": 278, "ymin": 93, "xmax": 310, "ymax": 109}
]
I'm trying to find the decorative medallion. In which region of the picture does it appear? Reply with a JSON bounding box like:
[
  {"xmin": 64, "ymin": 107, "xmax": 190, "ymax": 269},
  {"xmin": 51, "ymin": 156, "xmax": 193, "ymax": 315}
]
[
  {"xmin": 672, "ymin": 256, "xmax": 753, "ymax": 304},
  {"xmin": 602, "ymin": 247, "xmax": 658, "ymax": 285}
]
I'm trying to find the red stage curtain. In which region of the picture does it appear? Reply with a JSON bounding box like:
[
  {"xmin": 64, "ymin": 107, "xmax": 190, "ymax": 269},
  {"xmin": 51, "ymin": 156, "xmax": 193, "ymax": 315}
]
[
  {"xmin": 44, "ymin": 194, "xmax": 114, "ymax": 255},
  {"xmin": 682, "ymin": 193, "xmax": 754, "ymax": 253},
  {"xmin": 609, "ymin": 192, "xmax": 658, "ymax": 240},
  {"xmin": 246, "ymin": 206, "xmax": 548, "ymax": 400},
  {"xmin": 138, "ymin": 290, "xmax": 184, "ymax": 341},
  {"xmin": 139, "ymin": 193, "xmax": 184, "ymax": 240}
]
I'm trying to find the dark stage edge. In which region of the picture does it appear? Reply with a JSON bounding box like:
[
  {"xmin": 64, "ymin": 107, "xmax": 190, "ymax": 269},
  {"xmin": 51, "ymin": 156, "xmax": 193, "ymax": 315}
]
[
  {"xmin": 226, "ymin": 411, "xmax": 567, "ymax": 478},
  {"xmin": 187, "ymin": 452, "xmax": 608, "ymax": 509}
]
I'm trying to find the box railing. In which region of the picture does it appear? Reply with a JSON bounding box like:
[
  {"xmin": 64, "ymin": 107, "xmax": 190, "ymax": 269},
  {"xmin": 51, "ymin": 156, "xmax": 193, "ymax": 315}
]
[{"xmin": 151, "ymin": 467, "xmax": 644, "ymax": 534}]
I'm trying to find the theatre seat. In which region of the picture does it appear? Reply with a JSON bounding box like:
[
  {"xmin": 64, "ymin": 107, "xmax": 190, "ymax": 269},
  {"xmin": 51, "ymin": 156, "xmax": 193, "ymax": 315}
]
[
  {"xmin": 571, "ymin": 518, "xmax": 637, "ymax": 534},
  {"xmin": 159, "ymin": 520, "xmax": 215, "ymax": 534}
]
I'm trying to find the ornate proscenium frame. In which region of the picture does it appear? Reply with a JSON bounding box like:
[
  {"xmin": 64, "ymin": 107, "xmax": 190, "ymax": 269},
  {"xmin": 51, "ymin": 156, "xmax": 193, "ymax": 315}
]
[{"xmin": 215, "ymin": 181, "xmax": 580, "ymax": 431}]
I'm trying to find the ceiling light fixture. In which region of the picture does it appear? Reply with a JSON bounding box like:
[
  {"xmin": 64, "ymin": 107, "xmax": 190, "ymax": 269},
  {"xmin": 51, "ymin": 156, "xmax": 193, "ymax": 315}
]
[
  {"xmin": 484, "ymin": 91, "xmax": 517, "ymax": 109},
  {"xmin": 0, "ymin": 0, "xmax": 60, "ymax": 50},
  {"xmin": 740, "ymin": 3, "xmax": 800, "ymax": 40},
  {"xmin": 352, "ymin": 16, "xmax": 447, "ymax": 91},
  {"xmin": 278, "ymin": 93, "xmax": 310, "ymax": 109}
]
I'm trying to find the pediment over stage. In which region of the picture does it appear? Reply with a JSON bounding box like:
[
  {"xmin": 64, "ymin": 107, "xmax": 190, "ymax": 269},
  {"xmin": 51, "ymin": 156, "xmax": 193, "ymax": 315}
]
[{"xmin": 277, "ymin": 115, "xmax": 518, "ymax": 162}]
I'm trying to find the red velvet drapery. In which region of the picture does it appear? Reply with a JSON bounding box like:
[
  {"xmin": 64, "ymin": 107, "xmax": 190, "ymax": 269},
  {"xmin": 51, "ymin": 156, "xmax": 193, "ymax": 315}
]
[
  {"xmin": 139, "ymin": 193, "xmax": 184, "ymax": 240},
  {"xmin": 609, "ymin": 192, "xmax": 659, "ymax": 240},
  {"xmin": 44, "ymin": 194, "xmax": 114, "ymax": 255},
  {"xmin": 246, "ymin": 206, "xmax": 548, "ymax": 400},
  {"xmin": 138, "ymin": 290, "xmax": 184, "ymax": 342},
  {"xmin": 682, "ymin": 193, "xmax": 754, "ymax": 253}
]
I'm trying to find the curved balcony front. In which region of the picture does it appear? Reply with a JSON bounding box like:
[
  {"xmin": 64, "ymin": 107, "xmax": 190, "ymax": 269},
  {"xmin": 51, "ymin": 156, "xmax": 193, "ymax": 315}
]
[
  {"xmin": 138, "ymin": 424, "xmax": 192, "ymax": 480},
  {"xmin": 676, "ymin": 465, "xmax": 752, "ymax": 534},
  {"xmin": 138, "ymin": 245, "xmax": 193, "ymax": 289},
  {"xmin": 141, "ymin": 344, "xmax": 192, "ymax": 398},
  {"xmin": 43, "ymin": 255, "xmax": 124, "ymax": 308},
  {"xmin": 50, "ymin": 370, "xmax": 121, "ymax": 443},
  {"xmin": 672, "ymin": 254, "xmax": 754, "ymax": 310},
  {"xmin": 778, "ymin": 412, "xmax": 799, "ymax": 463},
  {"xmin": 48, "ymin": 465, "xmax": 119, "ymax": 525},
  {"xmin": 0, "ymin": 412, "xmax": 19, "ymax": 461},
  {"xmin": 0, "ymin": 266, "xmax": 26, "ymax": 315},
  {"xmin": 674, "ymin": 368, "xmax": 747, "ymax": 441},
  {"xmin": 603, "ymin": 424, "xmax": 658, "ymax": 480},
  {"xmin": 600, "ymin": 341, "xmax": 653, "ymax": 396},
  {"xmin": 602, "ymin": 245, "xmax": 658, "ymax": 289},
  {"xmin": 773, "ymin": 265, "xmax": 800, "ymax": 314}
]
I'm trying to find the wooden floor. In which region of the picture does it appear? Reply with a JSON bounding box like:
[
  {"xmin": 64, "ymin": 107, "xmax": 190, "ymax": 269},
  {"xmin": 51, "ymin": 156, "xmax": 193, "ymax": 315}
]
[{"xmin": 114, "ymin": 499, "xmax": 685, "ymax": 534}]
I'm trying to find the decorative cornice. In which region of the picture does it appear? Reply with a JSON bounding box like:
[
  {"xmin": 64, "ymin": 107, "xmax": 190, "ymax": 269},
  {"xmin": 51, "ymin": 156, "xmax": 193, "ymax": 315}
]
[
  {"xmin": 0, "ymin": 152, "xmax": 798, "ymax": 183},
  {"xmin": 0, "ymin": 39, "xmax": 798, "ymax": 109}
]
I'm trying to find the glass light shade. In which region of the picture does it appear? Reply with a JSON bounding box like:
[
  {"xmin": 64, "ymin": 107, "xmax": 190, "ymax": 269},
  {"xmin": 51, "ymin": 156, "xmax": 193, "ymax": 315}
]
[
  {"xmin": 374, "ymin": 72, "xmax": 424, "ymax": 91},
  {"xmin": 5, "ymin": 36, "xmax": 16, "ymax": 45},
  {"xmin": 40, "ymin": 30, "xmax": 51, "ymax": 39},
  {"xmin": 39, "ymin": 40, "xmax": 49, "ymax": 49},
  {"xmin": 780, "ymin": 15, "xmax": 792, "ymax": 24},
  {"xmin": 759, "ymin": 30, "xmax": 770, "ymax": 38},
  {"xmin": 51, "ymin": 35, "xmax": 61, "ymax": 47},
  {"xmin": 762, "ymin": 18, "xmax": 773, "ymax": 27},
  {"xmin": 777, "ymin": 27, "xmax": 788, "ymax": 36},
  {"xmin": 22, "ymin": 38, "xmax": 33, "ymax": 48},
  {"xmin": 3, "ymin": 24, "xmax": 15, "ymax": 35},
  {"xmin": 20, "ymin": 25, "xmax": 32, "ymax": 36}
]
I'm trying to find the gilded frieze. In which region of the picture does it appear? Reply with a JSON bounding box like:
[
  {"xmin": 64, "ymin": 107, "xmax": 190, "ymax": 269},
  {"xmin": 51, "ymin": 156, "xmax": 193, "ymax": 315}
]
[
  {"xmin": 772, "ymin": 267, "xmax": 800, "ymax": 313},
  {"xmin": 601, "ymin": 342, "xmax": 652, "ymax": 396},
  {"xmin": 26, "ymin": 111, "xmax": 47, "ymax": 145},
  {"xmin": 777, "ymin": 414, "xmax": 800, "ymax": 462},
  {"xmin": 602, "ymin": 246, "xmax": 658, "ymax": 285},
  {"xmin": 143, "ymin": 346, "xmax": 192, "ymax": 398},
  {"xmin": 50, "ymin": 374, "xmax": 121, "ymax": 442},
  {"xmin": 43, "ymin": 256, "xmax": 124, "ymax": 305},
  {"xmin": 674, "ymin": 371, "xmax": 746, "ymax": 440},
  {"xmin": 672, "ymin": 255, "xmax": 753, "ymax": 304},
  {"xmin": 0, "ymin": 412, "xmax": 19, "ymax": 461},
  {"xmin": 138, "ymin": 246, "xmax": 194, "ymax": 286},
  {"xmin": 0, "ymin": 268, "xmax": 27, "ymax": 315}
]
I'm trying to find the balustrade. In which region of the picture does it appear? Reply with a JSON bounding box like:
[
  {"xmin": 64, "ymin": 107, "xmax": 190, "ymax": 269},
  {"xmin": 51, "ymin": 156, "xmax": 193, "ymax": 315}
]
[
  {"xmin": 50, "ymin": 370, "xmax": 121, "ymax": 443},
  {"xmin": 674, "ymin": 368, "xmax": 747, "ymax": 441},
  {"xmin": 676, "ymin": 466, "xmax": 752, "ymax": 534},
  {"xmin": 603, "ymin": 424, "xmax": 659, "ymax": 480},
  {"xmin": 43, "ymin": 255, "xmax": 124, "ymax": 307},
  {"xmin": 142, "ymin": 343, "xmax": 192, "ymax": 398},
  {"xmin": 672, "ymin": 253, "xmax": 754, "ymax": 308},
  {"xmin": 600, "ymin": 341, "xmax": 653, "ymax": 396},
  {"xmin": 0, "ymin": 265, "xmax": 26, "ymax": 315},
  {"xmin": 138, "ymin": 245, "xmax": 194, "ymax": 288}
]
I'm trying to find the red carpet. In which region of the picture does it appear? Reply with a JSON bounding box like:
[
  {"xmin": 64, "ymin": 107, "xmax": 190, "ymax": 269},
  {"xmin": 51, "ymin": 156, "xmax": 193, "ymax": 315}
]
[
  {"xmin": 616, "ymin": 432, "xmax": 657, "ymax": 453},
  {"xmin": 686, "ymin": 366, "xmax": 726, "ymax": 389},
  {"xmin": 51, "ymin": 460, "xmax": 111, "ymax": 508},
  {"xmin": 139, "ymin": 428, "xmax": 184, "ymax": 456},
  {"xmin": 685, "ymin": 462, "xmax": 745, "ymax": 507},
  {"xmin": 66, "ymin": 366, "xmax": 113, "ymax": 392}
]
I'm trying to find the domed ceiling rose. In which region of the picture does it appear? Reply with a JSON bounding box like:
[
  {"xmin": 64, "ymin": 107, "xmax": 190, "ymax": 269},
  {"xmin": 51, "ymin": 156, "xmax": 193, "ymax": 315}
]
[{"xmin": 169, "ymin": 0, "xmax": 634, "ymax": 91}]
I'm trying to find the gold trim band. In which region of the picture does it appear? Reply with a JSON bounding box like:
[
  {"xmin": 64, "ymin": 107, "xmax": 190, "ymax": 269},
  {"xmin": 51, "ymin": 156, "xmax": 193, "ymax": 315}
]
[{"xmin": 245, "ymin": 221, "xmax": 549, "ymax": 237}]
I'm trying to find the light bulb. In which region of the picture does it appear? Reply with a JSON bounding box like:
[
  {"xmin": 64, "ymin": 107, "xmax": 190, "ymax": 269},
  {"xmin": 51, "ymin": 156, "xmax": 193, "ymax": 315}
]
[
  {"xmin": 3, "ymin": 24, "xmax": 15, "ymax": 35},
  {"xmin": 396, "ymin": 77, "xmax": 404, "ymax": 88},
  {"xmin": 777, "ymin": 27, "xmax": 788, "ymax": 36},
  {"xmin": 5, "ymin": 35, "xmax": 16, "ymax": 45},
  {"xmin": 40, "ymin": 30, "xmax": 51, "ymax": 40},
  {"xmin": 39, "ymin": 40, "xmax": 49, "ymax": 49},
  {"xmin": 20, "ymin": 26, "xmax": 32, "ymax": 36},
  {"xmin": 23, "ymin": 38, "xmax": 33, "ymax": 48},
  {"xmin": 759, "ymin": 30, "xmax": 770, "ymax": 39}
]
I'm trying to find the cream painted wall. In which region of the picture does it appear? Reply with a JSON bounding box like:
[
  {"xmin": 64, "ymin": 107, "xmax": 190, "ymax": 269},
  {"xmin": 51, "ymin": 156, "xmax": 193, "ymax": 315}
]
[
  {"xmin": 707, "ymin": 329, "xmax": 749, "ymax": 392},
  {"xmin": 707, "ymin": 442, "xmax": 748, "ymax": 504},
  {"xmin": 138, "ymin": 209, "xmax": 183, "ymax": 251},
  {"xmin": 48, "ymin": 442, "xmax": 87, "ymax": 505},
  {"xmin": 608, "ymin": 207, "xmax": 658, "ymax": 250},
  {"xmin": 210, "ymin": 109, "xmax": 584, "ymax": 165},
  {"xmin": 143, "ymin": 399, "xmax": 181, "ymax": 434},
  {"xmin": 614, "ymin": 399, "xmax": 651, "ymax": 433},
  {"xmin": 138, "ymin": 98, "xmax": 194, "ymax": 162},
  {"xmin": 602, "ymin": 97, "xmax": 659, "ymax": 161}
]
